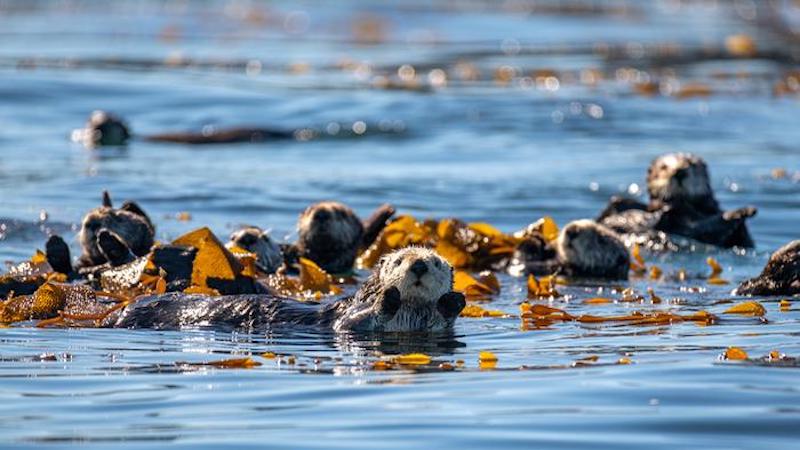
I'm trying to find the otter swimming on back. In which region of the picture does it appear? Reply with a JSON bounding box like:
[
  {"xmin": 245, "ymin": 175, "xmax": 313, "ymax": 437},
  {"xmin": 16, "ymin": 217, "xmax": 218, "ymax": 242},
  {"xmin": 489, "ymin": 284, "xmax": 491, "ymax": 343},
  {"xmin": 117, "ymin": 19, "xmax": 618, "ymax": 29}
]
[
  {"xmin": 115, "ymin": 247, "xmax": 466, "ymax": 333},
  {"xmin": 597, "ymin": 153, "xmax": 756, "ymax": 249}
]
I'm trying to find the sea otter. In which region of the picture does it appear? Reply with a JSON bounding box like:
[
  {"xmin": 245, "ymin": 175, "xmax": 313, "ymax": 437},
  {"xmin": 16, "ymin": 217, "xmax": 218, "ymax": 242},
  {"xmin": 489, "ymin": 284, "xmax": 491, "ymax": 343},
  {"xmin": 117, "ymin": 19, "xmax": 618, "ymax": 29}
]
[
  {"xmin": 74, "ymin": 111, "xmax": 400, "ymax": 147},
  {"xmin": 74, "ymin": 111, "xmax": 132, "ymax": 148},
  {"xmin": 597, "ymin": 153, "xmax": 756, "ymax": 249},
  {"xmin": 736, "ymin": 240, "xmax": 800, "ymax": 296},
  {"xmin": 513, "ymin": 219, "xmax": 630, "ymax": 280},
  {"xmin": 295, "ymin": 201, "xmax": 395, "ymax": 274},
  {"xmin": 115, "ymin": 247, "xmax": 466, "ymax": 332},
  {"xmin": 78, "ymin": 192, "xmax": 155, "ymax": 268},
  {"xmin": 227, "ymin": 227, "xmax": 283, "ymax": 274}
]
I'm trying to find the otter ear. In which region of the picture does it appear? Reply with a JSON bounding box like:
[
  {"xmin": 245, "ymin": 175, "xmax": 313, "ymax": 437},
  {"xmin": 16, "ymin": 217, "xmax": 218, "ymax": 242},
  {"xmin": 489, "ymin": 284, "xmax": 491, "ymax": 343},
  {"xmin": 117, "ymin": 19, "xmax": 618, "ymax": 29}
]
[
  {"xmin": 381, "ymin": 286, "xmax": 402, "ymax": 319},
  {"xmin": 102, "ymin": 190, "xmax": 113, "ymax": 208},
  {"xmin": 437, "ymin": 291, "xmax": 465, "ymax": 319}
]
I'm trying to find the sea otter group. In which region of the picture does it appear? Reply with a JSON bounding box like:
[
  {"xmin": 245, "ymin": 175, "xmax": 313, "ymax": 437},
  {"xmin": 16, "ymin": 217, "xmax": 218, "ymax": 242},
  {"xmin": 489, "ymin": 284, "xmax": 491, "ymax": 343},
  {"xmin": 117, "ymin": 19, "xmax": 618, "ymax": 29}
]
[{"xmin": 3, "ymin": 135, "xmax": 798, "ymax": 332}]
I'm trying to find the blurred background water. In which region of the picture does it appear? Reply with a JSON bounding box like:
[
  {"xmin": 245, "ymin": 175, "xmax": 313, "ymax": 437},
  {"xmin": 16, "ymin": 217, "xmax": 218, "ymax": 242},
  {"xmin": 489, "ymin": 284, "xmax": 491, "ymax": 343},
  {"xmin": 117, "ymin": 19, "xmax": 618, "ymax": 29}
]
[{"xmin": 0, "ymin": 1, "xmax": 799, "ymax": 449}]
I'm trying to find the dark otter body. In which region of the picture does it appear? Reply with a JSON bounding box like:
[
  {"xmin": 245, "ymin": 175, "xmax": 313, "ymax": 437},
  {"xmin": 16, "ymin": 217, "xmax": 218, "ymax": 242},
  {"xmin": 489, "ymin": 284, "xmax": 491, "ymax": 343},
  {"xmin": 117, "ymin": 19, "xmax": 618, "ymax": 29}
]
[
  {"xmin": 736, "ymin": 240, "xmax": 800, "ymax": 296},
  {"xmin": 597, "ymin": 154, "xmax": 756, "ymax": 249},
  {"xmin": 115, "ymin": 247, "xmax": 465, "ymax": 332},
  {"xmin": 114, "ymin": 293, "xmax": 342, "ymax": 331},
  {"xmin": 145, "ymin": 128, "xmax": 294, "ymax": 145},
  {"xmin": 598, "ymin": 197, "xmax": 756, "ymax": 249},
  {"xmin": 511, "ymin": 220, "xmax": 630, "ymax": 280},
  {"xmin": 295, "ymin": 202, "xmax": 395, "ymax": 274},
  {"xmin": 77, "ymin": 111, "xmax": 402, "ymax": 147}
]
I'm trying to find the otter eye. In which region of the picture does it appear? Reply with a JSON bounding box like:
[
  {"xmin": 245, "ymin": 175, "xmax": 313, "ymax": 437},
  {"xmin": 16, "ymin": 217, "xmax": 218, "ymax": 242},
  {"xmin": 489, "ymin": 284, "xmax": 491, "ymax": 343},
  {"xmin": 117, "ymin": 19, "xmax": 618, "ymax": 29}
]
[
  {"xmin": 434, "ymin": 259, "xmax": 442, "ymax": 268},
  {"xmin": 394, "ymin": 258, "xmax": 403, "ymax": 266}
]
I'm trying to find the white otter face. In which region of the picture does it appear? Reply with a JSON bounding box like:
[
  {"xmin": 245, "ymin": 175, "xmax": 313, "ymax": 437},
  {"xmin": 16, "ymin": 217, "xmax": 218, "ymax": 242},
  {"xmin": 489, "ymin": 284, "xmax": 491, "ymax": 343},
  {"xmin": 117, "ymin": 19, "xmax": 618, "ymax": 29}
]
[
  {"xmin": 227, "ymin": 227, "xmax": 283, "ymax": 274},
  {"xmin": 334, "ymin": 247, "xmax": 461, "ymax": 333},
  {"xmin": 378, "ymin": 247, "xmax": 452, "ymax": 305},
  {"xmin": 647, "ymin": 153, "xmax": 712, "ymax": 204},
  {"xmin": 556, "ymin": 220, "xmax": 630, "ymax": 280}
]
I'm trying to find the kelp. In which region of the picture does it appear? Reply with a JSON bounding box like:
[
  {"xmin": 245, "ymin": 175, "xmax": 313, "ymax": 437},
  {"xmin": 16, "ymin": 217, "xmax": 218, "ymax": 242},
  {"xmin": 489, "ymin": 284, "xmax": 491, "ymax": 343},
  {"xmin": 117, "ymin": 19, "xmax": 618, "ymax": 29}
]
[
  {"xmin": 453, "ymin": 270, "xmax": 500, "ymax": 300},
  {"xmin": 460, "ymin": 304, "xmax": 509, "ymax": 318},
  {"xmin": 264, "ymin": 257, "xmax": 343, "ymax": 300},
  {"xmin": 0, "ymin": 282, "xmax": 133, "ymax": 328},
  {"xmin": 527, "ymin": 274, "xmax": 560, "ymax": 298},
  {"xmin": 519, "ymin": 302, "xmax": 716, "ymax": 329},
  {"xmin": 358, "ymin": 214, "xmax": 527, "ymax": 271},
  {"xmin": 706, "ymin": 257, "xmax": 729, "ymax": 285}
]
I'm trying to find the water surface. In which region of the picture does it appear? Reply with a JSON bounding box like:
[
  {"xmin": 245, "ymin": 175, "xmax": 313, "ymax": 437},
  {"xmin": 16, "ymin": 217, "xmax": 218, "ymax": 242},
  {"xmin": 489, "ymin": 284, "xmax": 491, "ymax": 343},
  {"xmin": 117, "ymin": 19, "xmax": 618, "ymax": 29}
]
[{"xmin": 1, "ymin": 1, "xmax": 799, "ymax": 449}]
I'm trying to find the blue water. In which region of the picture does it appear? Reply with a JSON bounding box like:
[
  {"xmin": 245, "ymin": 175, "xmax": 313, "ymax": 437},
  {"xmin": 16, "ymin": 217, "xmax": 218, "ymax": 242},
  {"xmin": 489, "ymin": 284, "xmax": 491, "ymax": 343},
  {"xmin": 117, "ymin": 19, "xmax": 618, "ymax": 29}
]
[{"xmin": 1, "ymin": 1, "xmax": 800, "ymax": 448}]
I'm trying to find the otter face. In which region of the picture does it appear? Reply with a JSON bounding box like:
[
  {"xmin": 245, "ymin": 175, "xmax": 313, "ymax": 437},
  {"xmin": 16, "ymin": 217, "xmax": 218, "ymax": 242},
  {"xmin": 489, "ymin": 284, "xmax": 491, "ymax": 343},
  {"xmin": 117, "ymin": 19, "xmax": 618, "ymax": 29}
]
[
  {"xmin": 228, "ymin": 227, "xmax": 283, "ymax": 274},
  {"xmin": 79, "ymin": 204, "xmax": 154, "ymax": 266},
  {"xmin": 297, "ymin": 201, "xmax": 364, "ymax": 274},
  {"xmin": 334, "ymin": 247, "xmax": 464, "ymax": 332},
  {"xmin": 647, "ymin": 153, "xmax": 715, "ymax": 208},
  {"xmin": 83, "ymin": 110, "xmax": 131, "ymax": 147},
  {"xmin": 556, "ymin": 220, "xmax": 630, "ymax": 280},
  {"xmin": 378, "ymin": 247, "xmax": 452, "ymax": 305}
]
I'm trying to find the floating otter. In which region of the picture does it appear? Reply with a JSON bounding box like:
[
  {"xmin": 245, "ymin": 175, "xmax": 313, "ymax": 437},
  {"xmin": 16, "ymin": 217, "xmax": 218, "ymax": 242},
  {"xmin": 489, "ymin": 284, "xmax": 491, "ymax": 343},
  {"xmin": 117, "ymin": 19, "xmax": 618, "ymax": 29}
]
[
  {"xmin": 74, "ymin": 111, "xmax": 401, "ymax": 147},
  {"xmin": 115, "ymin": 247, "xmax": 466, "ymax": 332},
  {"xmin": 597, "ymin": 153, "xmax": 756, "ymax": 249},
  {"xmin": 75, "ymin": 111, "xmax": 131, "ymax": 148},
  {"xmin": 513, "ymin": 219, "xmax": 630, "ymax": 280},
  {"xmin": 296, "ymin": 201, "xmax": 395, "ymax": 274},
  {"xmin": 736, "ymin": 240, "xmax": 800, "ymax": 296},
  {"xmin": 227, "ymin": 227, "xmax": 283, "ymax": 274},
  {"xmin": 556, "ymin": 220, "xmax": 630, "ymax": 280},
  {"xmin": 78, "ymin": 192, "xmax": 155, "ymax": 268}
]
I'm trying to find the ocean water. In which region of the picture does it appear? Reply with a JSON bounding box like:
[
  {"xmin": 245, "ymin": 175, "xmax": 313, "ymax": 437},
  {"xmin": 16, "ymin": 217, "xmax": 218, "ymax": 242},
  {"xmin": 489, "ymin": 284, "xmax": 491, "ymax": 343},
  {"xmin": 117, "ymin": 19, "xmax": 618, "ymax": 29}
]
[{"xmin": 1, "ymin": 1, "xmax": 799, "ymax": 448}]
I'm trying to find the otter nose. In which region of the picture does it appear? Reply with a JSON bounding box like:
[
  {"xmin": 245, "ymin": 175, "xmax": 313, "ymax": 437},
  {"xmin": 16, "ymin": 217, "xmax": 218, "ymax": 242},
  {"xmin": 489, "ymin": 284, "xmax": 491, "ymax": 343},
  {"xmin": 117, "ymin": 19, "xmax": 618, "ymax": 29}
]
[
  {"xmin": 410, "ymin": 259, "xmax": 428, "ymax": 277},
  {"xmin": 315, "ymin": 210, "xmax": 330, "ymax": 222}
]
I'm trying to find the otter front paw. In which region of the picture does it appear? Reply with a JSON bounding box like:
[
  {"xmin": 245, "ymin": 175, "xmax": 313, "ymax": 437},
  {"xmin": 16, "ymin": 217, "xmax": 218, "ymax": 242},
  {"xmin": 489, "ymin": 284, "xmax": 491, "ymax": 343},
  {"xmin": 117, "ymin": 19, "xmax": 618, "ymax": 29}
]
[
  {"xmin": 723, "ymin": 206, "xmax": 757, "ymax": 221},
  {"xmin": 381, "ymin": 286, "xmax": 402, "ymax": 318},
  {"xmin": 97, "ymin": 228, "xmax": 135, "ymax": 266},
  {"xmin": 437, "ymin": 291, "xmax": 466, "ymax": 319}
]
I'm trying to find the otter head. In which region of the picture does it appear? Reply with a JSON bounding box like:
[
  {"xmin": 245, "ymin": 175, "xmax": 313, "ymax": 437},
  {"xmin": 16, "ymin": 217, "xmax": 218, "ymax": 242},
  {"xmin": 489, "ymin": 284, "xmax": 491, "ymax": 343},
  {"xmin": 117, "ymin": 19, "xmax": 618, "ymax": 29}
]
[
  {"xmin": 82, "ymin": 110, "xmax": 131, "ymax": 147},
  {"xmin": 79, "ymin": 192, "xmax": 154, "ymax": 266},
  {"xmin": 556, "ymin": 220, "xmax": 630, "ymax": 280},
  {"xmin": 334, "ymin": 247, "xmax": 465, "ymax": 332},
  {"xmin": 647, "ymin": 153, "xmax": 719, "ymax": 213},
  {"xmin": 227, "ymin": 226, "xmax": 283, "ymax": 274},
  {"xmin": 736, "ymin": 240, "xmax": 800, "ymax": 296},
  {"xmin": 297, "ymin": 201, "xmax": 364, "ymax": 274}
]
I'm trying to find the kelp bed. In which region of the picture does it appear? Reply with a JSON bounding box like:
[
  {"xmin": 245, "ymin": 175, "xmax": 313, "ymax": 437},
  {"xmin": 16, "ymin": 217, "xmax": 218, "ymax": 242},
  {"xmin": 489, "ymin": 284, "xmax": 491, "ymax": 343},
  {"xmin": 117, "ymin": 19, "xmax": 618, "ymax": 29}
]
[{"xmin": 2, "ymin": 214, "xmax": 796, "ymax": 371}]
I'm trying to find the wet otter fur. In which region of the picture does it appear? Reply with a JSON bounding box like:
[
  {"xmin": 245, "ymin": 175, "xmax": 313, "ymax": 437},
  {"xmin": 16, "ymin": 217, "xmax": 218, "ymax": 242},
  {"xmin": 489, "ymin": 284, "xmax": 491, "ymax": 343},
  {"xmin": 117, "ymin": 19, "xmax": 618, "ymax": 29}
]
[
  {"xmin": 296, "ymin": 201, "xmax": 395, "ymax": 274},
  {"xmin": 512, "ymin": 220, "xmax": 630, "ymax": 280},
  {"xmin": 77, "ymin": 111, "xmax": 131, "ymax": 147},
  {"xmin": 556, "ymin": 220, "xmax": 630, "ymax": 280},
  {"xmin": 115, "ymin": 247, "xmax": 465, "ymax": 333},
  {"xmin": 227, "ymin": 227, "xmax": 283, "ymax": 274},
  {"xmin": 597, "ymin": 153, "xmax": 756, "ymax": 249},
  {"xmin": 736, "ymin": 240, "xmax": 800, "ymax": 296},
  {"xmin": 78, "ymin": 191, "xmax": 155, "ymax": 268}
]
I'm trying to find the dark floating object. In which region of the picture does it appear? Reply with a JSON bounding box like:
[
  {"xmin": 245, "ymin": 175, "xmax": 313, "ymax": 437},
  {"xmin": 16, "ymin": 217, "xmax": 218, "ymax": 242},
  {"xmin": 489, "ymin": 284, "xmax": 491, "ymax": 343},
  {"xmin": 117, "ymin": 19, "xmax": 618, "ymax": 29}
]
[{"xmin": 736, "ymin": 240, "xmax": 800, "ymax": 296}]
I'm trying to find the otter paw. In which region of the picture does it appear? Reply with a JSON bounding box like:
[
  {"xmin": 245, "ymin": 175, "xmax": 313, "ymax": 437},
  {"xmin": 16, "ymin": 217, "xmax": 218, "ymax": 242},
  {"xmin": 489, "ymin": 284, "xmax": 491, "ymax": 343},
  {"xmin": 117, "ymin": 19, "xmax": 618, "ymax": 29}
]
[
  {"xmin": 437, "ymin": 291, "xmax": 466, "ymax": 319},
  {"xmin": 45, "ymin": 235, "xmax": 73, "ymax": 275},
  {"xmin": 381, "ymin": 286, "xmax": 402, "ymax": 318},
  {"xmin": 97, "ymin": 228, "xmax": 135, "ymax": 266},
  {"xmin": 723, "ymin": 206, "xmax": 757, "ymax": 221}
]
